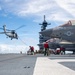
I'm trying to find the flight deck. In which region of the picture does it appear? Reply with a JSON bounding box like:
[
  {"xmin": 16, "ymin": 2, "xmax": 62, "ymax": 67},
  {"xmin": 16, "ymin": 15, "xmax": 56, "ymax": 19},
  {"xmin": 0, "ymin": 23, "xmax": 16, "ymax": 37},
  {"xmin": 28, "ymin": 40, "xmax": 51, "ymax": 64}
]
[{"xmin": 0, "ymin": 54, "xmax": 75, "ymax": 75}]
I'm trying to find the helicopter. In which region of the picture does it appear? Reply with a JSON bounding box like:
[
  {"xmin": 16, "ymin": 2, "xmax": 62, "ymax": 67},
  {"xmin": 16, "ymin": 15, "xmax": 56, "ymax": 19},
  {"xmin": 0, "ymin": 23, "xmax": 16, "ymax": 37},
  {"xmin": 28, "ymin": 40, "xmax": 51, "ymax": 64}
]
[{"xmin": 0, "ymin": 25, "xmax": 25, "ymax": 40}]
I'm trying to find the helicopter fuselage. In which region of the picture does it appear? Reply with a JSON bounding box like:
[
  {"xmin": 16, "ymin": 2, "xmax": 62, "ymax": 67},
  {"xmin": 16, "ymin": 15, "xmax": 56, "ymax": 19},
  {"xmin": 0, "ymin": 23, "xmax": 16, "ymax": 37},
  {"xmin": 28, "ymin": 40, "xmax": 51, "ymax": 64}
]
[{"xmin": 3, "ymin": 25, "xmax": 18, "ymax": 40}]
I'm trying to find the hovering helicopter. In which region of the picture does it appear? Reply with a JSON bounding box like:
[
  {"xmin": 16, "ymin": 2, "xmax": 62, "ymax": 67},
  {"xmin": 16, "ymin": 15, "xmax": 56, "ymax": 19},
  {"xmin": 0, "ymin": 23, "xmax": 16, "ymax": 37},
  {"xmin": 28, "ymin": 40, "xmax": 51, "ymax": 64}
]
[{"xmin": 0, "ymin": 25, "xmax": 25, "ymax": 40}]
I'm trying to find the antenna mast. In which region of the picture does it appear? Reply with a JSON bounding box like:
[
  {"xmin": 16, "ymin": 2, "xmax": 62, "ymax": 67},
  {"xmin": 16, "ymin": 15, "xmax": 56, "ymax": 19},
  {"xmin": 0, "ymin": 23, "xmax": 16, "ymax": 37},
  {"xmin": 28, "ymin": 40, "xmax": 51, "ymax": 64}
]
[{"xmin": 39, "ymin": 15, "xmax": 51, "ymax": 31}]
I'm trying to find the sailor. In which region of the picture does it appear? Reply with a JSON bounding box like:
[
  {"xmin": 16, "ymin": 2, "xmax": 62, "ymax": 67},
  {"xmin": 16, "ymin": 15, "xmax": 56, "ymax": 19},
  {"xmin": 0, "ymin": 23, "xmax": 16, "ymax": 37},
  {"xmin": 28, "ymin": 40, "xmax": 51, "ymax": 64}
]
[
  {"xmin": 60, "ymin": 46, "xmax": 65, "ymax": 55},
  {"xmin": 44, "ymin": 42, "xmax": 49, "ymax": 56},
  {"xmin": 31, "ymin": 46, "xmax": 34, "ymax": 55}
]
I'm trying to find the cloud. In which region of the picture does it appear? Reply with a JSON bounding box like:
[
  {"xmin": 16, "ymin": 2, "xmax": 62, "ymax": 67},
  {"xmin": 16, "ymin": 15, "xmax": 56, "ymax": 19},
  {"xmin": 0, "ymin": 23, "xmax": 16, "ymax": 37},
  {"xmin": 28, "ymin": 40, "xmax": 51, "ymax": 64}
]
[
  {"xmin": 19, "ymin": 36, "xmax": 39, "ymax": 46},
  {"xmin": 55, "ymin": 0, "xmax": 75, "ymax": 19},
  {"xmin": 0, "ymin": 0, "xmax": 75, "ymax": 22},
  {"xmin": 0, "ymin": 0, "xmax": 51, "ymax": 16},
  {"xmin": 0, "ymin": 44, "xmax": 29, "ymax": 53},
  {"xmin": 0, "ymin": 43, "xmax": 39, "ymax": 53},
  {"xmin": 0, "ymin": 0, "xmax": 75, "ymax": 54}
]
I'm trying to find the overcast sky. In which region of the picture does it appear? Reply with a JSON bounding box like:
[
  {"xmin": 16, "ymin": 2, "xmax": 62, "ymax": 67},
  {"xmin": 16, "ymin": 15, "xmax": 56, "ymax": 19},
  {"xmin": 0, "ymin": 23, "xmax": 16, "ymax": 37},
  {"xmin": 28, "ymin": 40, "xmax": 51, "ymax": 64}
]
[{"xmin": 0, "ymin": 0, "xmax": 75, "ymax": 53}]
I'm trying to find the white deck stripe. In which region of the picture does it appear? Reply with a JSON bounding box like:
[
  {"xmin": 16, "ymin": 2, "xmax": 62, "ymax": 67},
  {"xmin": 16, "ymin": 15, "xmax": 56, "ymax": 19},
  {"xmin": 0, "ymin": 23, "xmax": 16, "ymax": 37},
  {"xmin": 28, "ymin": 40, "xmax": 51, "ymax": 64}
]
[{"xmin": 33, "ymin": 57, "xmax": 75, "ymax": 75}]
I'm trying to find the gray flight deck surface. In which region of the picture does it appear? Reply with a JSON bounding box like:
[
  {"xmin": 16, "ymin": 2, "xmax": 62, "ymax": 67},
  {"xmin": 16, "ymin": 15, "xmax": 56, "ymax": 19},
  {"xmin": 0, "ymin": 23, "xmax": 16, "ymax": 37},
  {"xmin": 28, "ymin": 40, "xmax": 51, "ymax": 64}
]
[
  {"xmin": 0, "ymin": 54, "xmax": 37, "ymax": 75},
  {"xmin": 0, "ymin": 54, "xmax": 75, "ymax": 75}
]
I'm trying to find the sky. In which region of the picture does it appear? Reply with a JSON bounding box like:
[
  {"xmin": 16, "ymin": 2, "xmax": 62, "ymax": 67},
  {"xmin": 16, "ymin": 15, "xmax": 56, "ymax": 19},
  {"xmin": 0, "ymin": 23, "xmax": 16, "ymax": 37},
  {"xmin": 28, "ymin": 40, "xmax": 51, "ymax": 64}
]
[{"xmin": 0, "ymin": 0, "xmax": 75, "ymax": 53}]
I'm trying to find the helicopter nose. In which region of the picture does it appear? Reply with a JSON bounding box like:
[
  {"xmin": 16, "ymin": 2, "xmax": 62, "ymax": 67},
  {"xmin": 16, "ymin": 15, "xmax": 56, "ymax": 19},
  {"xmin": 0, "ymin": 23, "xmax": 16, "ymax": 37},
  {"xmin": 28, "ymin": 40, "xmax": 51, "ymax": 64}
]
[{"xmin": 39, "ymin": 29, "xmax": 53, "ymax": 37}]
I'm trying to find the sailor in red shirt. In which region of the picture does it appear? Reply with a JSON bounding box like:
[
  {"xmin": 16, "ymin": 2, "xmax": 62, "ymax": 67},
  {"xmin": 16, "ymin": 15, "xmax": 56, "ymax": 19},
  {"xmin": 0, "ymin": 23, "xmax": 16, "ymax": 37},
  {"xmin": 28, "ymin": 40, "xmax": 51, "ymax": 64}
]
[
  {"xmin": 44, "ymin": 42, "xmax": 49, "ymax": 56},
  {"xmin": 31, "ymin": 46, "xmax": 34, "ymax": 55}
]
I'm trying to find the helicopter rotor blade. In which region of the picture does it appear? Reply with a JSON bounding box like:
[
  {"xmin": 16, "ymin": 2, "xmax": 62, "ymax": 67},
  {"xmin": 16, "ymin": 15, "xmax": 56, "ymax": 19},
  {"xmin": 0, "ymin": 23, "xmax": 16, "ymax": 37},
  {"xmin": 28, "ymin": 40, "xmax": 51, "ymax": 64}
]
[
  {"xmin": 0, "ymin": 27, "xmax": 10, "ymax": 31},
  {"xmin": 5, "ymin": 25, "xmax": 25, "ymax": 31},
  {"xmin": 0, "ymin": 28, "xmax": 3, "ymax": 30},
  {"xmin": 0, "ymin": 32, "xmax": 5, "ymax": 34},
  {"xmin": 0, "ymin": 25, "xmax": 25, "ymax": 32},
  {"xmin": 15, "ymin": 25, "xmax": 25, "ymax": 31},
  {"xmin": 5, "ymin": 29, "xmax": 11, "ymax": 31},
  {"xmin": 0, "ymin": 28, "xmax": 12, "ymax": 31},
  {"xmin": 0, "ymin": 32, "xmax": 13, "ymax": 34}
]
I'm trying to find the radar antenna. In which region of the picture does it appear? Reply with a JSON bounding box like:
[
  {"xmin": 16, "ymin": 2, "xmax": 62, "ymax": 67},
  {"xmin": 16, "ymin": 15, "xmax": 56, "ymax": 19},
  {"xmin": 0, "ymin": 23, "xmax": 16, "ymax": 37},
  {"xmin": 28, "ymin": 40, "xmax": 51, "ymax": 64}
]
[{"xmin": 39, "ymin": 15, "xmax": 51, "ymax": 31}]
